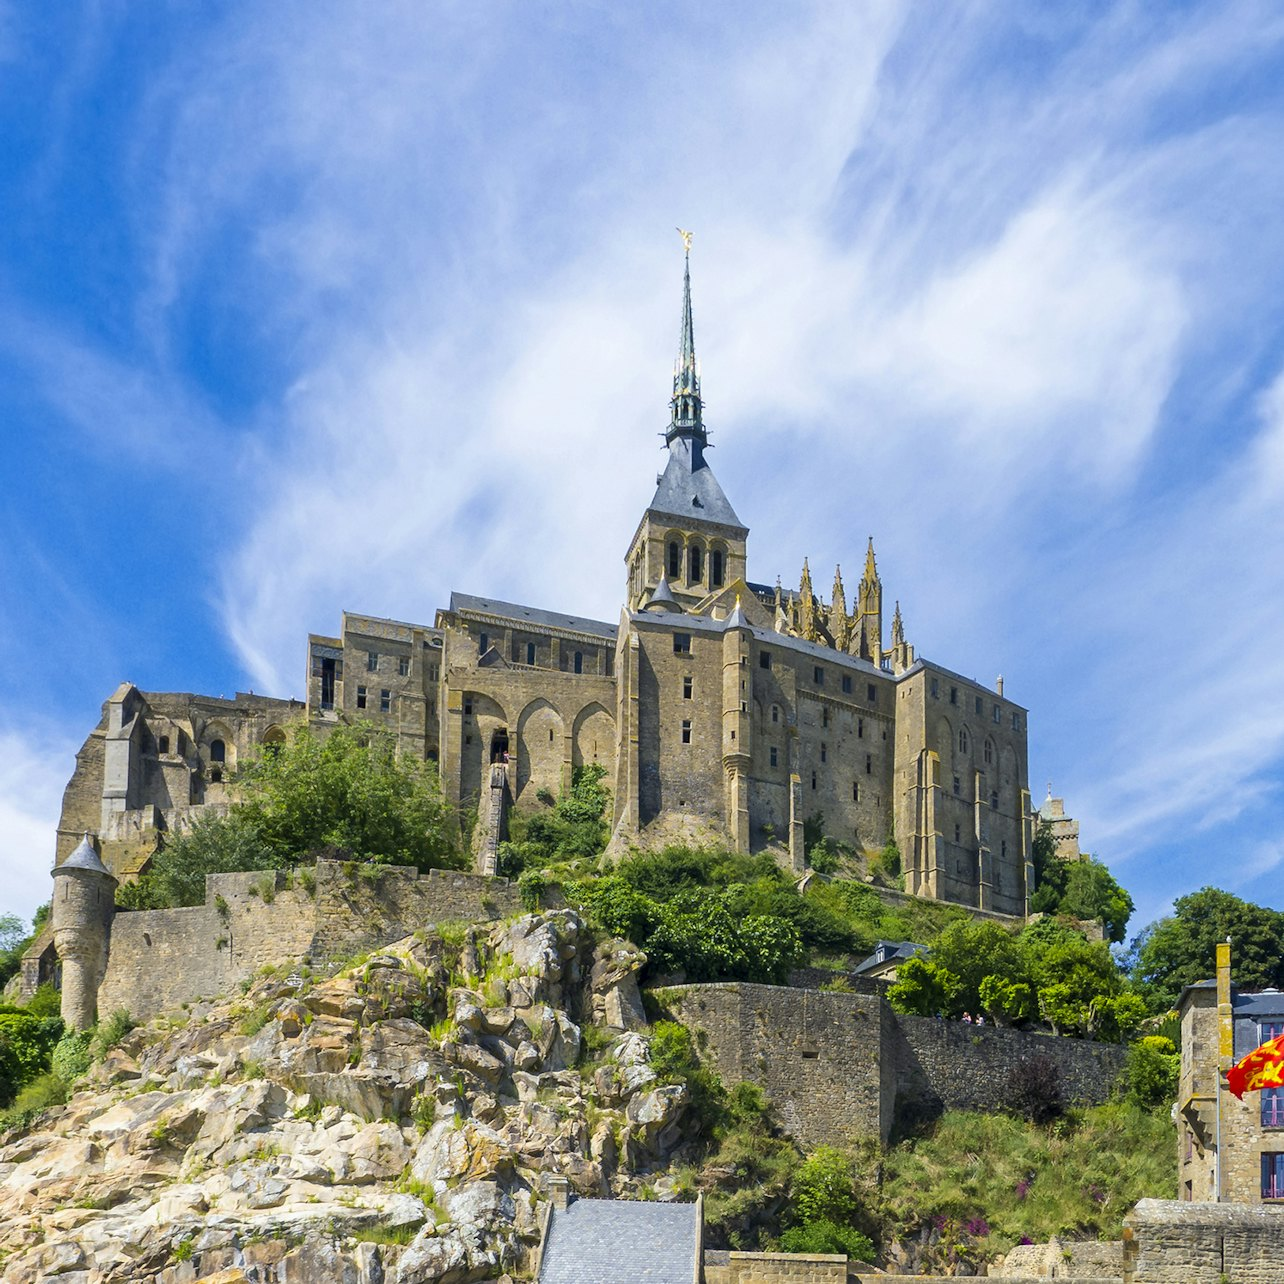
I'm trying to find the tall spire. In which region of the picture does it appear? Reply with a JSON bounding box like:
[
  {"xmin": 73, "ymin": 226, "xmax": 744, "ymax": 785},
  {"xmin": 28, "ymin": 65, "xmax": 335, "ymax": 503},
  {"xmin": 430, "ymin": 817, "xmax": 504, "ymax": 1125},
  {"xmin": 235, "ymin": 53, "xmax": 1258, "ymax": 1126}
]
[
  {"xmin": 668, "ymin": 232, "xmax": 706, "ymax": 451},
  {"xmin": 863, "ymin": 536, "xmax": 878, "ymax": 582}
]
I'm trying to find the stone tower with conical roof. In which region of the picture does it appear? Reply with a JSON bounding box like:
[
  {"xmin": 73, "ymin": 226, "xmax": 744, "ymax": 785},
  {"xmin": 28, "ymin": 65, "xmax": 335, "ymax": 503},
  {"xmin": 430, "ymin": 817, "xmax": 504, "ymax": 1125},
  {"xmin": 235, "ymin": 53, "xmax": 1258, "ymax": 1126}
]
[{"xmin": 50, "ymin": 833, "xmax": 117, "ymax": 1030}]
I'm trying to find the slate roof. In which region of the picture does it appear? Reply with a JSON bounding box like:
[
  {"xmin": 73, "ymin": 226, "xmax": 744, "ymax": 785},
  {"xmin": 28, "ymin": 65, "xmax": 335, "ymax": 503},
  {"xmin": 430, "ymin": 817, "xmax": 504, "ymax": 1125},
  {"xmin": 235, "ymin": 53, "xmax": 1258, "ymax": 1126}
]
[
  {"xmin": 449, "ymin": 592, "xmax": 617, "ymax": 640},
  {"xmin": 56, "ymin": 833, "xmax": 113, "ymax": 878},
  {"xmin": 853, "ymin": 940, "xmax": 927, "ymax": 976},
  {"xmin": 538, "ymin": 1198, "xmax": 699, "ymax": 1284},
  {"xmin": 647, "ymin": 436, "xmax": 745, "ymax": 531}
]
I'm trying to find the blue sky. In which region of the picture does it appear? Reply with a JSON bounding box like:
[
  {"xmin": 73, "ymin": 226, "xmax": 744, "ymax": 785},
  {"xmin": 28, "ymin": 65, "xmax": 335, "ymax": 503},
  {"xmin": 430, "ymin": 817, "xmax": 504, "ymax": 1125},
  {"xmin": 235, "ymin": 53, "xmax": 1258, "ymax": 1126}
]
[{"xmin": 3, "ymin": 2, "xmax": 1284, "ymax": 939}]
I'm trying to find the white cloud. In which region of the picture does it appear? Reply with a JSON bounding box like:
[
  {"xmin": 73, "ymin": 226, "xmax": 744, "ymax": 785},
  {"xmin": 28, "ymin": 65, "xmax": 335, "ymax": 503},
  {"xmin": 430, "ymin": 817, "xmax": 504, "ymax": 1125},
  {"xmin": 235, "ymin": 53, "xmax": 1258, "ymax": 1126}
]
[{"xmin": 0, "ymin": 727, "xmax": 76, "ymax": 925}]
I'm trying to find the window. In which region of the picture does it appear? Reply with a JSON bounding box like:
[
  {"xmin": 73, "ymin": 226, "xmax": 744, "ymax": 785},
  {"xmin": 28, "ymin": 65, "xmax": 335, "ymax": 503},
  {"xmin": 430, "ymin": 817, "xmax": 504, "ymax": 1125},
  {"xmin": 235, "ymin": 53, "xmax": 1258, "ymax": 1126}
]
[
  {"xmin": 356, "ymin": 686, "xmax": 367, "ymax": 710},
  {"xmin": 858, "ymin": 717, "xmax": 864, "ymax": 739},
  {"xmin": 1001, "ymin": 840, "xmax": 1007, "ymax": 859},
  {"xmin": 681, "ymin": 720, "xmax": 692, "ymax": 744},
  {"xmin": 574, "ymin": 651, "xmax": 583, "ymax": 674},
  {"xmin": 984, "ymin": 741, "xmax": 993, "ymax": 765},
  {"xmin": 683, "ymin": 676, "xmax": 693, "ymax": 699},
  {"xmin": 771, "ymin": 705, "xmax": 780, "ymax": 723},
  {"xmin": 954, "ymin": 823, "xmax": 961, "ymax": 843},
  {"xmin": 814, "ymin": 666, "xmax": 824, "ymax": 686},
  {"xmin": 479, "ymin": 632, "xmax": 489, "ymax": 655},
  {"xmin": 759, "ymin": 651, "xmax": 772, "ymax": 670},
  {"xmin": 821, "ymin": 743, "xmax": 827, "ymax": 763},
  {"xmin": 320, "ymin": 657, "xmax": 336, "ymax": 709},
  {"xmin": 209, "ymin": 739, "xmax": 226, "ymax": 764},
  {"xmin": 865, "ymin": 753, "xmax": 872, "ymax": 775},
  {"xmin": 852, "ymin": 781, "xmax": 859, "ymax": 802},
  {"xmin": 993, "ymin": 704, "xmax": 1001, "ymax": 724},
  {"xmin": 1012, "ymin": 713, "xmax": 1021, "ymax": 731},
  {"xmin": 1265, "ymin": 1090, "xmax": 1284, "ymax": 1128},
  {"xmin": 464, "ymin": 699, "xmax": 473, "ymax": 716},
  {"xmin": 811, "ymin": 771, "xmax": 817, "ymax": 790},
  {"xmin": 689, "ymin": 545, "xmax": 703, "ymax": 583},
  {"xmin": 668, "ymin": 541, "xmax": 681, "ymax": 579},
  {"xmin": 959, "ymin": 728, "xmax": 969, "ymax": 753},
  {"xmin": 975, "ymin": 696, "xmax": 983, "ymax": 715},
  {"xmin": 211, "ymin": 767, "xmax": 222, "ymax": 783},
  {"xmin": 770, "ymin": 746, "xmax": 778, "ymax": 767},
  {"xmin": 953, "ymin": 775, "xmax": 961, "ymax": 796},
  {"xmin": 367, "ymin": 650, "xmax": 378, "ymax": 672},
  {"xmin": 380, "ymin": 689, "xmax": 391, "ymax": 713},
  {"xmin": 674, "ymin": 633, "xmax": 691, "ymax": 654},
  {"xmin": 930, "ymin": 677, "xmax": 939, "ymax": 699},
  {"xmin": 822, "ymin": 707, "xmax": 830, "ymax": 728},
  {"xmin": 842, "ymin": 674, "xmax": 852, "ymax": 694},
  {"xmin": 527, "ymin": 642, "xmax": 536, "ymax": 665},
  {"xmin": 1263, "ymin": 1153, "xmax": 1284, "ymax": 1199},
  {"xmin": 712, "ymin": 548, "xmax": 724, "ymax": 587},
  {"xmin": 950, "ymin": 686, "xmax": 958, "ymax": 705},
  {"xmin": 158, "ymin": 735, "xmax": 170, "ymax": 754},
  {"xmin": 399, "ymin": 655, "xmax": 410, "ymax": 677},
  {"xmin": 990, "ymin": 791, "xmax": 999, "ymax": 810}
]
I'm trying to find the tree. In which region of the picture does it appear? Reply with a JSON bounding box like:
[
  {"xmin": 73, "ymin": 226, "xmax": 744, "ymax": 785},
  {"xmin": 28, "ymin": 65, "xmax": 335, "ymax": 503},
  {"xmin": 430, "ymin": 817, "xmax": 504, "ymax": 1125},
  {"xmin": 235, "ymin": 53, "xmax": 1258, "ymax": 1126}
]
[
  {"xmin": 888, "ymin": 956, "xmax": 963, "ymax": 1017},
  {"xmin": 1131, "ymin": 887, "xmax": 1284, "ymax": 1011},
  {"xmin": 0, "ymin": 915, "xmax": 29, "ymax": 988},
  {"xmin": 1057, "ymin": 859, "xmax": 1134, "ymax": 944},
  {"xmin": 783, "ymin": 1146, "xmax": 877, "ymax": 1261}
]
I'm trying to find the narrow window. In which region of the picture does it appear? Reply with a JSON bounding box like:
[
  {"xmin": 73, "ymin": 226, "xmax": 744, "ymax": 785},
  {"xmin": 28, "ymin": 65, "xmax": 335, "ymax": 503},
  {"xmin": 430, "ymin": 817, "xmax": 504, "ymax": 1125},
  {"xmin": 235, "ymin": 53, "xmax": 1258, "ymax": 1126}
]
[
  {"xmin": 954, "ymin": 823, "xmax": 961, "ymax": 843},
  {"xmin": 953, "ymin": 774, "xmax": 961, "ymax": 796},
  {"xmin": 211, "ymin": 767, "xmax": 222, "ymax": 783},
  {"xmin": 930, "ymin": 677, "xmax": 939, "ymax": 699},
  {"xmin": 770, "ymin": 747, "xmax": 778, "ymax": 767},
  {"xmin": 479, "ymin": 632, "xmax": 489, "ymax": 655},
  {"xmin": 683, "ymin": 676, "xmax": 693, "ymax": 699},
  {"xmin": 674, "ymin": 632, "xmax": 691, "ymax": 654},
  {"xmin": 1001, "ymin": 840, "xmax": 1007, "ymax": 859},
  {"xmin": 821, "ymin": 743, "xmax": 827, "ymax": 763},
  {"xmin": 865, "ymin": 753, "xmax": 872, "ymax": 775},
  {"xmin": 842, "ymin": 674, "xmax": 852, "ymax": 694},
  {"xmin": 984, "ymin": 741, "xmax": 993, "ymax": 765},
  {"xmin": 822, "ymin": 707, "xmax": 830, "ymax": 728},
  {"xmin": 399, "ymin": 655, "xmax": 409, "ymax": 677},
  {"xmin": 759, "ymin": 651, "xmax": 772, "ymax": 670},
  {"xmin": 464, "ymin": 699, "xmax": 473, "ymax": 716},
  {"xmin": 1263, "ymin": 1153, "xmax": 1284, "ymax": 1199},
  {"xmin": 549, "ymin": 728, "xmax": 555, "ymax": 741},
  {"xmin": 852, "ymin": 781, "xmax": 859, "ymax": 802},
  {"xmin": 668, "ymin": 541, "xmax": 681, "ymax": 579},
  {"xmin": 993, "ymin": 704, "xmax": 1001, "ymax": 724},
  {"xmin": 858, "ymin": 717, "xmax": 864, "ymax": 739},
  {"xmin": 380, "ymin": 689, "xmax": 391, "ymax": 713},
  {"xmin": 210, "ymin": 739, "xmax": 226, "ymax": 764},
  {"xmin": 990, "ymin": 791, "xmax": 999, "ymax": 810},
  {"xmin": 950, "ymin": 686, "xmax": 958, "ymax": 705},
  {"xmin": 689, "ymin": 545, "xmax": 703, "ymax": 583},
  {"xmin": 811, "ymin": 771, "xmax": 817, "ymax": 790},
  {"xmin": 867, "ymin": 683, "xmax": 877, "ymax": 703},
  {"xmin": 320, "ymin": 657, "xmax": 336, "ymax": 709},
  {"xmin": 367, "ymin": 650, "xmax": 378, "ymax": 672},
  {"xmin": 771, "ymin": 705, "xmax": 780, "ymax": 724},
  {"xmin": 466, "ymin": 734, "xmax": 472, "ymax": 745},
  {"xmin": 574, "ymin": 651, "xmax": 583, "ymax": 674},
  {"xmin": 681, "ymin": 720, "xmax": 692, "ymax": 745},
  {"xmin": 814, "ymin": 666, "xmax": 824, "ymax": 686},
  {"xmin": 158, "ymin": 735, "xmax": 170, "ymax": 754},
  {"xmin": 959, "ymin": 729, "xmax": 969, "ymax": 753},
  {"xmin": 527, "ymin": 642, "xmax": 536, "ymax": 665},
  {"xmin": 1012, "ymin": 712, "xmax": 1021, "ymax": 731},
  {"xmin": 975, "ymin": 696, "xmax": 984, "ymax": 715},
  {"xmin": 712, "ymin": 549, "xmax": 724, "ymax": 587},
  {"xmin": 356, "ymin": 685, "xmax": 367, "ymax": 710}
]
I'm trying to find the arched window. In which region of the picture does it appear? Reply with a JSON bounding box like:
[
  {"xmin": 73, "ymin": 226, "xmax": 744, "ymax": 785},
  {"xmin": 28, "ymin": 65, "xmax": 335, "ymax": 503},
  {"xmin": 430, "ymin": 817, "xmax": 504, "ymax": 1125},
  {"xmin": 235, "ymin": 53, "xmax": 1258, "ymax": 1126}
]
[
  {"xmin": 711, "ymin": 548, "xmax": 725, "ymax": 587},
  {"xmin": 668, "ymin": 541, "xmax": 681, "ymax": 579},
  {"xmin": 689, "ymin": 544, "xmax": 703, "ymax": 584},
  {"xmin": 984, "ymin": 739, "xmax": 994, "ymax": 765},
  {"xmin": 574, "ymin": 651, "xmax": 583, "ymax": 674},
  {"xmin": 210, "ymin": 739, "xmax": 226, "ymax": 764},
  {"xmin": 158, "ymin": 735, "xmax": 170, "ymax": 754},
  {"xmin": 958, "ymin": 729, "xmax": 968, "ymax": 754}
]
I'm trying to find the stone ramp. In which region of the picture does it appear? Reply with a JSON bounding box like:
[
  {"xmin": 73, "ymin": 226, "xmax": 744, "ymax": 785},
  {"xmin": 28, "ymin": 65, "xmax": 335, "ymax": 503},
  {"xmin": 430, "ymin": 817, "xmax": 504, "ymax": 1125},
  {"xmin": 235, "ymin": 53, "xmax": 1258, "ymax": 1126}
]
[{"xmin": 537, "ymin": 1198, "xmax": 699, "ymax": 1284}]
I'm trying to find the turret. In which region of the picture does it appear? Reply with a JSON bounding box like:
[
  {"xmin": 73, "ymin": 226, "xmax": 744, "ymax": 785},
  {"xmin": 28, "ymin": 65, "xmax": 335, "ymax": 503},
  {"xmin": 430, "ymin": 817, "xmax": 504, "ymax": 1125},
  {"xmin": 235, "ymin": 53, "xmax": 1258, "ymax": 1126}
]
[
  {"xmin": 50, "ymin": 834, "xmax": 116, "ymax": 1030},
  {"xmin": 722, "ymin": 597, "xmax": 752, "ymax": 851}
]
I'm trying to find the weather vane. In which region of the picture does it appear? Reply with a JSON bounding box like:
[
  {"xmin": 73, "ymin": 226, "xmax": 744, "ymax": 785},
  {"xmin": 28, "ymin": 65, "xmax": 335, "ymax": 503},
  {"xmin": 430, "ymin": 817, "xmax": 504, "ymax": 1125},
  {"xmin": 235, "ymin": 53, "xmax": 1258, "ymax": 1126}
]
[{"xmin": 676, "ymin": 227, "xmax": 693, "ymax": 253}]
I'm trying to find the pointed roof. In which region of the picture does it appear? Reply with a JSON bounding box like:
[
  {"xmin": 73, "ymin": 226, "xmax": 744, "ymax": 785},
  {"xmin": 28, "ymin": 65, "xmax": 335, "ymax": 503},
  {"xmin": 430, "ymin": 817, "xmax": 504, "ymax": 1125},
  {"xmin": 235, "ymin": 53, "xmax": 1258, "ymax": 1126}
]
[
  {"xmin": 644, "ymin": 573, "xmax": 681, "ymax": 613},
  {"xmin": 863, "ymin": 536, "xmax": 878, "ymax": 582},
  {"xmin": 647, "ymin": 435, "xmax": 744, "ymax": 529},
  {"xmin": 55, "ymin": 832, "xmax": 114, "ymax": 879},
  {"xmin": 725, "ymin": 594, "xmax": 747, "ymax": 629},
  {"xmin": 666, "ymin": 241, "xmax": 704, "ymax": 449}
]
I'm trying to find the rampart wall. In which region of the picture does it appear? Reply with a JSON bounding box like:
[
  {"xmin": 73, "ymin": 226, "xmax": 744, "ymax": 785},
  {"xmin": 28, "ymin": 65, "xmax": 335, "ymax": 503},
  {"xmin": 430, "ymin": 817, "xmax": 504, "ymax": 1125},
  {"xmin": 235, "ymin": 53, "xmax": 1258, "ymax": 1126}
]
[
  {"xmin": 98, "ymin": 860, "xmax": 521, "ymax": 1020},
  {"xmin": 1123, "ymin": 1199, "xmax": 1284, "ymax": 1283},
  {"xmin": 664, "ymin": 982, "xmax": 1126, "ymax": 1145}
]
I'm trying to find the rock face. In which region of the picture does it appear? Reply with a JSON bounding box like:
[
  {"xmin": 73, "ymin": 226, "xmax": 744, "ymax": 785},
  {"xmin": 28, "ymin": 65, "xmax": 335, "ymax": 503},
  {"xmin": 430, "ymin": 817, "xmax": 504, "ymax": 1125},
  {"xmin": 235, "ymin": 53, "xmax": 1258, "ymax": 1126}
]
[{"xmin": 0, "ymin": 912, "xmax": 684, "ymax": 1284}]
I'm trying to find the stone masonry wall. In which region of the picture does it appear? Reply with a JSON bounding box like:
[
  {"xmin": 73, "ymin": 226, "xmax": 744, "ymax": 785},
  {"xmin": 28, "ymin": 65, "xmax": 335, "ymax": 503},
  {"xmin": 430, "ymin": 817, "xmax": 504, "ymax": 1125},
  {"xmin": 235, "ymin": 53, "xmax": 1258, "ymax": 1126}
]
[
  {"xmin": 97, "ymin": 860, "xmax": 522, "ymax": 1021},
  {"xmin": 1123, "ymin": 1198, "xmax": 1284, "ymax": 1283},
  {"xmin": 893, "ymin": 1014, "xmax": 1127, "ymax": 1126},
  {"xmin": 703, "ymin": 1250, "xmax": 847, "ymax": 1284},
  {"xmin": 664, "ymin": 983, "xmax": 1126, "ymax": 1148}
]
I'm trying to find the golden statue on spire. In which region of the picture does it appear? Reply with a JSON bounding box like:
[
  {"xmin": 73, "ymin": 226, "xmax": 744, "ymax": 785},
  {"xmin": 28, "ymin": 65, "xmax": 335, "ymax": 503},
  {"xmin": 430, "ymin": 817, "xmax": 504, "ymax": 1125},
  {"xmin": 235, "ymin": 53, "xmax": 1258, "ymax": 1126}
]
[{"xmin": 676, "ymin": 227, "xmax": 693, "ymax": 253}]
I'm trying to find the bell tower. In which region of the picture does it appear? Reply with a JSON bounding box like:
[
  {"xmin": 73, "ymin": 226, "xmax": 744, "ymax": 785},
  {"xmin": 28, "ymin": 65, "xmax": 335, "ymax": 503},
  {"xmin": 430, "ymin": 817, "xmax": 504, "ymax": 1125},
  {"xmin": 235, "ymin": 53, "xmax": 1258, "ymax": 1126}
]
[{"xmin": 625, "ymin": 235, "xmax": 748, "ymax": 613}]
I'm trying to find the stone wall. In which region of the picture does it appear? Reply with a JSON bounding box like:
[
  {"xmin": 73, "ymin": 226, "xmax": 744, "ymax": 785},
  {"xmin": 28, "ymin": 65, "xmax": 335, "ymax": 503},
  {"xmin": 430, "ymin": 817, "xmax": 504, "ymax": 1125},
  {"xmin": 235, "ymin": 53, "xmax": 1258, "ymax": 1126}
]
[
  {"xmin": 97, "ymin": 860, "xmax": 521, "ymax": 1021},
  {"xmin": 703, "ymin": 1250, "xmax": 847, "ymax": 1283},
  {"xmin": 663, "ymin": 982, "xmax": 1126, "ymax": 1147},
  {"xmin": 1123, "ymin": 1198, "xmax": 1284, "ymax": 1283}
]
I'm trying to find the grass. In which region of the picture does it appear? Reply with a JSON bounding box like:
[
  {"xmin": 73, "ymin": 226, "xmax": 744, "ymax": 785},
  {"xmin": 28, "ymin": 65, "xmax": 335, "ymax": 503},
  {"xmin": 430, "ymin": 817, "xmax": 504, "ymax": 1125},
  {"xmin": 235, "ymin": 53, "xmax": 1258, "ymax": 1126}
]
[
  {"xmin": 350, "ymin": 1223, "xmax": 420, "ymax": 1246},
  {"xmin": 878, "ymin": 1103, "xmax": 1176, "ymax": 1260}
]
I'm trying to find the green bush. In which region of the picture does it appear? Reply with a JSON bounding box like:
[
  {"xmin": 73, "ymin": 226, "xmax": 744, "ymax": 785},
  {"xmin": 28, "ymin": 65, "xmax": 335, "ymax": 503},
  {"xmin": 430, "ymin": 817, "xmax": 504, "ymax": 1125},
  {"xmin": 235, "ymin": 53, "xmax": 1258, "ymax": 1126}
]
[
  {"xmin": 779, "ymin": 1218, "xmax": 875, "ymax": 1261},
  {"xmin": 0, "ymin": 1071, "xmax": 68, "ymax": 1132},
  {"xmin": 50, "ymin": 1031, "xmax": 93, "ymax": 1085},
  {"xmin": 90, "ymin": 1009, "xmax": 134, "ymax": 1062},
  {"xmin": 0, "ymin": 1012, "xmax": 63, "ymax": 1107},
  {"xmin": 1124, "ymin": 1036, "xmax": 1180, "ymax": 1109}
]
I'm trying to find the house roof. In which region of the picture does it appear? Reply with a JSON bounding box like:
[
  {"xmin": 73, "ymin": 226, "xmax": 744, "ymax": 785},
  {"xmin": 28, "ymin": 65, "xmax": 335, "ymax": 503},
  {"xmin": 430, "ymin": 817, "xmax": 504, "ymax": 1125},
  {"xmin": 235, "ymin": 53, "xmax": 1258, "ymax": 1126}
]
[
  {"xmin": 449, "ymin": 592, "xmax": 618, "ymax": 640},
  {"xmin": 538, "ymin": 1198, "xmax": 700, "ymax": 1284}
]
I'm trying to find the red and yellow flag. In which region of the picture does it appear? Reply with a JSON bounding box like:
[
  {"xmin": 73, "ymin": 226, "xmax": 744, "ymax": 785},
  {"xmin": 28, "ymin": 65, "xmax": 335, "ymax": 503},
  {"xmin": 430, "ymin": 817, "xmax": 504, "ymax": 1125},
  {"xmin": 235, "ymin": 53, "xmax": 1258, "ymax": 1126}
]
[{"xmin": 1226, "ymin": 1033, "xmax": 1284, "ymax": 1099}]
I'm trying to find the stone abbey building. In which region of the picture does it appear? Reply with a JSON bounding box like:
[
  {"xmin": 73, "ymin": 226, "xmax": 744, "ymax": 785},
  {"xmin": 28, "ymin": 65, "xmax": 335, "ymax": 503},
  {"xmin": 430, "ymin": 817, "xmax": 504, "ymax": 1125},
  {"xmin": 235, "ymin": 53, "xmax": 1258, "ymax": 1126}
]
[{"xmin": 49, "ymin": 251, "xmax": 1035, "ymax": 918}]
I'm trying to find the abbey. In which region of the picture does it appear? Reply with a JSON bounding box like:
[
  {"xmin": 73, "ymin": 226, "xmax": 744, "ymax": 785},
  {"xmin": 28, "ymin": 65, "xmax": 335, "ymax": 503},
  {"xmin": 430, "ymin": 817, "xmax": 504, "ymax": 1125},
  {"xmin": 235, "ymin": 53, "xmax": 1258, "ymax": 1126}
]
[{"xmin": 47, "ymin": 251, "xmax": 1034, "ymax": 920}]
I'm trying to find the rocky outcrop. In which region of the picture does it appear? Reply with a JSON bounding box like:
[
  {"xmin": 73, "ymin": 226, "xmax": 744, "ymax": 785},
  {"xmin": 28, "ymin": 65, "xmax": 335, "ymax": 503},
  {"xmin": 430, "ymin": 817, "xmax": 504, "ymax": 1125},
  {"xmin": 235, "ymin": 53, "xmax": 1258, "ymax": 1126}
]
[{"xmin": 0, "ymin": 912, "xmax": 688, "ymax": 1284}]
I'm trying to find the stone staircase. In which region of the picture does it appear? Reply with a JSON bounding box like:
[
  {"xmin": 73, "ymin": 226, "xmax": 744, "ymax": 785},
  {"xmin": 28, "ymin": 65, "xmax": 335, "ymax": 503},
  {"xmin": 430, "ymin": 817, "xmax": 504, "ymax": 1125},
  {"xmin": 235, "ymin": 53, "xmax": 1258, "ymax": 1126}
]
[{"xmin": 474, "ymin": 761, "xmax": 510, "ymax": 877}]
